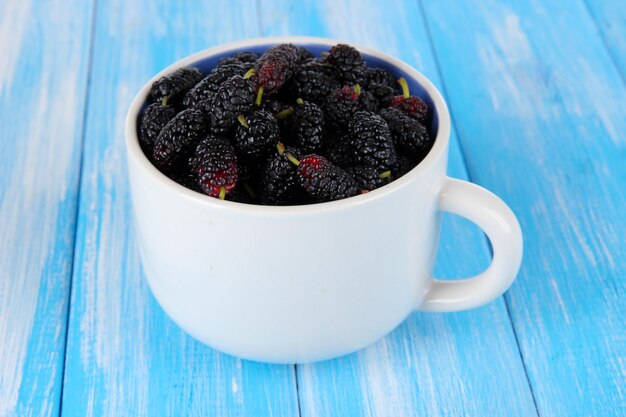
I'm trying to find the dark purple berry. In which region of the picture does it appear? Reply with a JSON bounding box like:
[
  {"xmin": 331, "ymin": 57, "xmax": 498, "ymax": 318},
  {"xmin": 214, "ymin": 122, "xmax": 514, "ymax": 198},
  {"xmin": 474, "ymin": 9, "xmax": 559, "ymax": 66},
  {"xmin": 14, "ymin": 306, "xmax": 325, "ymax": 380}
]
[
  {"xmin": 262, "ymin": 144, "xmax": 303, "ymax": 205},
  {"xmin": 260, "ymin": 99, "xmax": 291, "ymax": 115},
  {"xmin": 325, "ymin": 136, "xmax": 352, "ymax": 168},
  {"xmin": 190, "ymin": 137, "xmax": 238, "ymax": 199},
  {"xmin": 393, "ymin": 153, "xmax": 418, "ymax": 178},
  {"xmin": 292, "ymin": 99, "xmax": 324, "ymax": 153},
  {"xmin": 235, "ymin": 51, "xmax": 260, "ymax": 62},
  {"xmin": 182, "ymin": 63, "xmax": 247, "ymax": 109},
  {"xmin": 327, "ymin": 44, "xmax": 366, "ymax": 84},
  {"xmin": 367, "ymin": 83, "xmax": 396, "ymax": 108},
  {"xmin": 323, "ymin": 85, "xmax": 360, "ymax": 130},
  {"xmin": 217, "ymin": 57, "xmax": 242, "ymax": 67},
  {"xmin": 297, "ymin": 46, "xmax": 314, "ymax": 61},
  {"xmin": 219, "ymin": 51, "xmax": 260, "ymax": 66},
  {"xmin": 234, "ymin": 111, "xmax": 280, "ymax": 160},
  {"xmin": 153, "ymin": 109, "xmax": 209, "ymax": 171},
  {"xmin": 260, "ymin": 100, "xmax": 294, "ymax": 137},
  {"xmin": 150, "ymin": 67, "xmax": 204, "ymax": 103},
  {"xmin": 379, "ymin": 107, "xmax": 432, "ymax": 157},
  {"xmin": 208, "ymin": 75, "xmax": 256, "ymax": 135},
  {"xmin": 347, "ymin": 111, "xmax": 398, "ymax": 171},
  {"xmin": 302, "ymin": 58, "xmax": 336, "ymax": 77},
  {"xmin": 296, "ymin": 154, "xmax": 359, "ymax": 202},
  {"xmin": 389, "ymin": 77, "xmax": 429, "ymax": 123},
  {"xmin": 285, "ymin": 68, "xmax": 340, "ymax": 103},
  {"xmin": 388, "ymin": 96, "xmax": 429, "ymax": 123},
  {"xmin": 256, "ymin": 99, "xmax": 294, "ymax": 139},
  {"xmin": 365, "ymin": 68, "xmax": 397, "ymax": 89},
  {"xmin": 347, "ymin": 165, "xmax": 391, "ymax": 191},
  {"xmin": 254, "ymin": 44, "xmax": 302, "ymax": 95},
  {"xmin": 358, "ymin": 89, "xmax": 379, "ymax": 112},
  {"xmin": 139, "ymin": 102, "xmax": 176, "ymax": 154}
]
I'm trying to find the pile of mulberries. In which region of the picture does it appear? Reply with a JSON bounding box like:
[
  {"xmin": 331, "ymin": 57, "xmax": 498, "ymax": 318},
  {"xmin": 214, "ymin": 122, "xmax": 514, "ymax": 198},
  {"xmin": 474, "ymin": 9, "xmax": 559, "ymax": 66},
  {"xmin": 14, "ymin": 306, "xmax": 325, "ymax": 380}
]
[{"xmin": 138, "ymin": 43, "xmax": 434, "ymax": 204}]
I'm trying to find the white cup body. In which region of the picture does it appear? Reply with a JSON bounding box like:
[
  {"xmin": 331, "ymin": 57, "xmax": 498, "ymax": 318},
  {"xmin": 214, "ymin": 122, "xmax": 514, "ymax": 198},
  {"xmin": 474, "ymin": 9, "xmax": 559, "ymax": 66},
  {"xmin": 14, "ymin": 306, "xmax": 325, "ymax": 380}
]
[{"xmin": 126, "ymin": 36, "xmax": 452, "ymax": 363}]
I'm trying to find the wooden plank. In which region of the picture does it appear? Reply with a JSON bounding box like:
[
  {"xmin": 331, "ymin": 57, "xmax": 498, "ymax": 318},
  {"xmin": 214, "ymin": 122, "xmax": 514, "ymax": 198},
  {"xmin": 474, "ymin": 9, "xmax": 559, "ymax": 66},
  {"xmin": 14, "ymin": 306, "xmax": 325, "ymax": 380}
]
[
  {"xmin": 259, "ymin": 0, "xmax": 538, "ymax": 415},
  {"xmin": 585, "ymin": 0, "xmax": 626, "ymax": 80},
  {"xmin": 60, "ymin": 1, "xmax": 299, "ymax": 416},
  {"xmin": 420, "ymin": 0, "xmax": 626, "ymax": 415},
  {"xmin": 0, "ymin": 0, "xmax": 94, "ymax": 416}
]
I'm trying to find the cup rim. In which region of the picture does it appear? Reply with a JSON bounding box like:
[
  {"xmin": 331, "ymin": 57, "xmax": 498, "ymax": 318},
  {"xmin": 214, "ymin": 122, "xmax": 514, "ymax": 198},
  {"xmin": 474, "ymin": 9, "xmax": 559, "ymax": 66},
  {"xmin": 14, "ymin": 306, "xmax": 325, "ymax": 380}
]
[{"xmin": 125, "ymin": 36, "xmax": 451, "ymax": 214}]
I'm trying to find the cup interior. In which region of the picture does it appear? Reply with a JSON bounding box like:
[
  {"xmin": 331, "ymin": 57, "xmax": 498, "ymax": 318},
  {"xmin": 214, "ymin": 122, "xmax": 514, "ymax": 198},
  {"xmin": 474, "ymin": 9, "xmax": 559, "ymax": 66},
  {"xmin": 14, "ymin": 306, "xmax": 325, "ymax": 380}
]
[{"xmin": 137, "ymin": 42, "xmax": 439, "ymax": 145}]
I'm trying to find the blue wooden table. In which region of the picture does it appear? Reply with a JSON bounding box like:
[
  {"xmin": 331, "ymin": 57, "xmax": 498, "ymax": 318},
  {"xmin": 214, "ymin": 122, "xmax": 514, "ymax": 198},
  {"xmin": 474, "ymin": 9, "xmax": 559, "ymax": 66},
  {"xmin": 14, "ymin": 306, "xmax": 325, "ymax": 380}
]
[{"xmin": 1, "ymin": 0, "xmax": 625, "ymax": 415}]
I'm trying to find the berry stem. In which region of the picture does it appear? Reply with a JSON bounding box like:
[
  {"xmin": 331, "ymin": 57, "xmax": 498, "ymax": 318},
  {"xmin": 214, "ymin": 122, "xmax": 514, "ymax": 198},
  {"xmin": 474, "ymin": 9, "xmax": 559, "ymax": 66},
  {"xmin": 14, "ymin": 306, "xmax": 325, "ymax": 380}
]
[
  {"xmin": 255, "ymin": 86, "xmax": 264, "ymax": 107},
  {"xmin": 274, "ymin": 106, "xmax": 294, "ymax": 119},
  {"xmin": 378, "ymin": 170, "xmax": 392, "ymax": 179},
  {"xmin": 218, "ymin": 186, "xmax": 226, "ymax": 200},
  {"xmin": 353, "ymin": 84, "xmax": 361, "ymax": 96},
  {"xmin": 397, "ymin": 77, "xmax": 410, "ymax": 100},
  {"xmin": 237, "ymin": 114, "xmax": 249, "ymax": 128},
  {"xmin": 276, "ymin": 142, "xmax": 285, "ymax": 156},
  {"xmin": 296, "ymin": 98, "xmax": 304, "ymax": 105},
  {"xmin": 286, "ymin": 153, "xmax": 300, "ymax": 166},
  {"xmin": 243, "ymin": 68, "xmax": 255, "ymax": 79},
  {"xmin": 161, "ymin": 96, "xmax": 169, "ymax": 107}
]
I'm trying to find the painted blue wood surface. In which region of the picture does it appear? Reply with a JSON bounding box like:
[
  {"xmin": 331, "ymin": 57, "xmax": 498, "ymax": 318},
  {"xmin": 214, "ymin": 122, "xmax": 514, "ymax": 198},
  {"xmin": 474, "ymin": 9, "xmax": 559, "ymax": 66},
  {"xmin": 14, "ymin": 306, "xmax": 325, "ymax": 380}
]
[
  {"xmin": 421, "ymin": 0, "xmax": 626, "ymax": 415},
  {"xmin": 0, "ymin": 1, "xmax": 94, "ymax": 416},
  {"xmin": 60, "ymin": 1, "xmax": 298, "ymax": 416},
  {"xmin": 585, "ymin": 0, "xmax": 626, "ymax": 80},
  {"xmin": 1, "ymin": 0, "xmax": 625, "ymax": 416},
  {"xmin": 259, "ymin": 0, "xmax": 537, "ymax": 415}
]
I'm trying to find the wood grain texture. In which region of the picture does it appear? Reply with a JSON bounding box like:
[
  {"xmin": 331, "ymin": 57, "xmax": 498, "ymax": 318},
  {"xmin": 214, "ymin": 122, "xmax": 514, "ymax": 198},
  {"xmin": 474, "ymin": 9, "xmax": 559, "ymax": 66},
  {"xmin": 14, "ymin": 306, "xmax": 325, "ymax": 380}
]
[
  {"xmin": 421, "ymin": 0, "xmax": 626, "ymax": 415},
  {"xmin": 585, "ymin": 0, "xmax": 626, "ymax": 80},
  {"xmin": 260, "ymin": 0, "xmax": 538, "ymax": 415},
  {"xmin": 0, "ymin": 0, "xmax": 94, "ymax": 416},
  {"xmin": 60, "ymin": 1, "xmax": 298, "ymax": 416},
  {"xmin": 3, "ymin": 0, "xmax": 625, "ymax": 416}
]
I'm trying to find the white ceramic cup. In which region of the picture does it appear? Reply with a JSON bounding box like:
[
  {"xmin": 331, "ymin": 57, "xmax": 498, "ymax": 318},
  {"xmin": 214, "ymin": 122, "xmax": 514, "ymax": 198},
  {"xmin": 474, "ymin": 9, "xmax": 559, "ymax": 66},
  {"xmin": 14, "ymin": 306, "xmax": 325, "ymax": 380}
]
[{"xmin": 125, "ymin": 36, "xmax": 523, "ymax": 364}]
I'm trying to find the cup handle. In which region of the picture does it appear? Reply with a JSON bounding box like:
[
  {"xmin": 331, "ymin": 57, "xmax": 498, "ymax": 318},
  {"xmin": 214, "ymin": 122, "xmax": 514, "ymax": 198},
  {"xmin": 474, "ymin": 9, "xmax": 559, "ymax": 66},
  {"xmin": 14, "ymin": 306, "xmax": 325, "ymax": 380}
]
[{"xmin": 419, "ymin": 178, "xmax": 523, "ymax": 312}]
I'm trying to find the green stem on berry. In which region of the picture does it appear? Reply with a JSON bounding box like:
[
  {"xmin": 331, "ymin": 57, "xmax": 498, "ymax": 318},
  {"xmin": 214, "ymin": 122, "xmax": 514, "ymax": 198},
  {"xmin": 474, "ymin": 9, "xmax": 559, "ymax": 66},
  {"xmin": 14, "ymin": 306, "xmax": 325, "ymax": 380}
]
[
  {"xmin": 276, "ymin": 142, "xmax": 285, "ymax": 156},
  {"xmin": 218, "ymin": 186, "xmax": 226, "ymax": 200},
  {"xmin": 378, "ymin": 170, "xmax": 392, "ymax": 180},
  {"xmin": 243, "ymin": 68, "xmax": 255, "ymax": 79},
  {"xmin": 237, "ymin": 114, "xmax": 249, "ymax": 128},
  {"xmin": 161, "ymin": 96, "xmax": 169, "ymax": 107},
  {"xmin": 353, "ymin": 84, "xmax": 361, "ymax": 97},
  {"xmin": 243, "ymin": 183, "xmax": 256, "ymax": 199},
  {"xmin": 296, "ymin": 98, "xmax": 304, "ymax": 105},
  {"xmin": 321, "ymin": 51, "xmax": 329, "ymax": 57},
  {"xmin": 274, "ymin": 106, "xmax": 294, "ymax": 119},
  {"xmin": 286, "ymin": 152, "xmax": 300, "ymax": 166},
  {"xmin": 397, "ymin": 77, "xmax": 410, "ymax": 100},
  {"xmin": 255, "ymin": 86, "xmax": 264, "ymax": 107}
]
